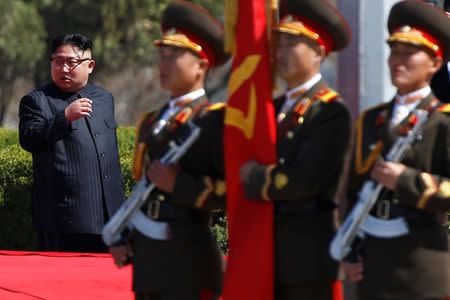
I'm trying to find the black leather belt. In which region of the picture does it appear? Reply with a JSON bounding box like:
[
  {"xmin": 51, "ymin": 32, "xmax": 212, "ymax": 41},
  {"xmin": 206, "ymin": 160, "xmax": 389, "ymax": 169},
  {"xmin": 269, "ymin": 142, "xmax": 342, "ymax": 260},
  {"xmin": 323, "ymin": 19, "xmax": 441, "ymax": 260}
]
[
  {"xmin": 145, "ymin": 201, "xmax": 211, "ymax": 224},
  {"xmin": 274, "ymin": 199, "xmax": 336, "ymax": 216},
  {"xmin": 372, "ymin": 201, "xmax": 436, "ymax": 224}
]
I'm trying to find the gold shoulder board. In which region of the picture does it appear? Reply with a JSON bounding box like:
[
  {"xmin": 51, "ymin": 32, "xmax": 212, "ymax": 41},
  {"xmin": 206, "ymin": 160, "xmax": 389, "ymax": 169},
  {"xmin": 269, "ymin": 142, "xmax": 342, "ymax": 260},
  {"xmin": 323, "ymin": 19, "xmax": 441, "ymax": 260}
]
[
  {"xmin": 206, "ymin": 102, "xmax": 227, "ymax": 111},
  {"xmin": 318, "ymin": 89, "xmax": 339, "ymax": 103},
  {"xmin": 437, "ymin": 103, "xmax": 450, "ymax": 113}
]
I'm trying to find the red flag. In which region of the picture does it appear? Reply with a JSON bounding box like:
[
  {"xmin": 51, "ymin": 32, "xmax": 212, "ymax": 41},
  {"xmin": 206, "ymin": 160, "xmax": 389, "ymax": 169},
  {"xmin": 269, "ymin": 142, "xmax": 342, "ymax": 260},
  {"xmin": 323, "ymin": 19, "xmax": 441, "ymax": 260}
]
[{"xmin": 223, "ymin": 1, "xmax": 277, "ymax": 299}]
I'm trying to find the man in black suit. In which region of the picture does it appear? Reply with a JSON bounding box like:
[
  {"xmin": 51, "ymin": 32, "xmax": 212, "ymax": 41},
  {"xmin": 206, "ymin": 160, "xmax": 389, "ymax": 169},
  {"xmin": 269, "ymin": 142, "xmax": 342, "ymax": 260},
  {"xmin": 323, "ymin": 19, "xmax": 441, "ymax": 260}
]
[
  {"xmin": 19, "ymin": 34, "xmax": 125, "ymax": 253},
  {"xmin": 430, "ymin": 0, "xmax": 450, "ymax": 102}
]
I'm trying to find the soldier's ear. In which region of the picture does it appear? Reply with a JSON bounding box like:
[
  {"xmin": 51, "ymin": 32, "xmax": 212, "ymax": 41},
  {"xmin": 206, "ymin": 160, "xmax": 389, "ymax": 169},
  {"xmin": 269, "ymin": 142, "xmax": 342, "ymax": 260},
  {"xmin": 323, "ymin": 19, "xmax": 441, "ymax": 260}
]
[
  {"xmin": 429, "ymin": 54, "xmax": 442, "ymax": 75},
  {"xmin": 316, "ymin": 44, "xmax": 326, "ymax": 63},
  {"xmin": 198, "ymin": 58, "xmax": 210, "ymax": 75}
]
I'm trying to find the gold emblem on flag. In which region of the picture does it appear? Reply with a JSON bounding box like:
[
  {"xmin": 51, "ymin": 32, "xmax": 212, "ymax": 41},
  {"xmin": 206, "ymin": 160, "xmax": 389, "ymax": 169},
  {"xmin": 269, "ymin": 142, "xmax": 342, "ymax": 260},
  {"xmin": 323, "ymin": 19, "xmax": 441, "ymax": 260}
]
[
  {"xmin": 274, "ymin": 173, "xmax": 289, "ymax": 190},
  {"xmin": 225, "ymin": 55, "xmax": 261, "ymax": 139}
]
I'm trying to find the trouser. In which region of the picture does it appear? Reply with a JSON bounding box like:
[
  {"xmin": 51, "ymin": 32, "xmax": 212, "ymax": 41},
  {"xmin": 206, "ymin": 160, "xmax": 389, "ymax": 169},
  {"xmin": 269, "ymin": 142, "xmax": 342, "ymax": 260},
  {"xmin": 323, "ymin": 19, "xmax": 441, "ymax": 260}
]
[
  {"xmin": 275, "ymin": 280, "xmax": 342, "ymax": 300},
  {"xmin": 38, "ymin": 231, "xmax": 107, "ymax": 253},
  {"xmin": 135, "ymin": 289, "xmax": 216, "ymax": 300}
]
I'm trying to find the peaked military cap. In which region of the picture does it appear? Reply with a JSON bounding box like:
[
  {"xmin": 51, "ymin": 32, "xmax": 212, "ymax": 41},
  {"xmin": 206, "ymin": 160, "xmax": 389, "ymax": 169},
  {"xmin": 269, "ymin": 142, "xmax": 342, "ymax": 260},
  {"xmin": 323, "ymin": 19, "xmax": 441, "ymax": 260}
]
[
  {"xmin": 388, "ymin": 0, "xmax": 450, "ymax": 61},
  {"xmin": 275, "ymin": 0, "xmax": 351, "ymax": 54},
  {"xmin": 155, "ymin": 1, "xmax": 229, "ymax": 66}
]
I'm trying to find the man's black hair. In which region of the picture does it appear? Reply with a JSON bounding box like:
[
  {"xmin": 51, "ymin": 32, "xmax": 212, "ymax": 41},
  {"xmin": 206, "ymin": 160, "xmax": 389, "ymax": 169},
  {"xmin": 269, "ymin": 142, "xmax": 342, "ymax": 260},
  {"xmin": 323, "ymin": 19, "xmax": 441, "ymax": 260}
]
[{"xmin": 51, "ymin": 33, "xmax": 93, "ymax": 55}]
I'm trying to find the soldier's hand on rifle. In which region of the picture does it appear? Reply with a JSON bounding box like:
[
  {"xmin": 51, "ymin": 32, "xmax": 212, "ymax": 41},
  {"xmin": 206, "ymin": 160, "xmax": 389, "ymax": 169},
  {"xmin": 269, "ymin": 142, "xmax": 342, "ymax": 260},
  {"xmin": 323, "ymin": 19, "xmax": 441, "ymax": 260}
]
[
  {"xmin": 371, "ymin": 159, "xmax": 406, "ymax": 190},
  {"xmin": 147, "ymin": 161, "xmax": 181, "ymax": 193},
  {"xmin": 110, "ymin": 244, "xmax": 133, "ymax": 268},
  {"xmin": 342, "ymin": 257, "xmax": 364, "ymax": 283}
]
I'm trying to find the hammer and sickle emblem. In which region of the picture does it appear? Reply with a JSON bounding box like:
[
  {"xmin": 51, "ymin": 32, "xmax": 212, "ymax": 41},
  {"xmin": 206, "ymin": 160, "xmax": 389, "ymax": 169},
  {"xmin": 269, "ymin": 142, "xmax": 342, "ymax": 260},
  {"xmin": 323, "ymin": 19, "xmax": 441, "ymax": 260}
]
[{"xmin": 225, "ymin": 55, "xmax": 261, "ymax": 139}]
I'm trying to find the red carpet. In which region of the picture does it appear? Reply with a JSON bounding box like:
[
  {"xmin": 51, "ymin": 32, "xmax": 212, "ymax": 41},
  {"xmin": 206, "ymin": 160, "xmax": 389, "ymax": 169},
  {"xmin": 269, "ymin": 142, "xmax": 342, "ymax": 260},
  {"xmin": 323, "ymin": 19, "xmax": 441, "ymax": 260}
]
[{"xmin": 0, "ymin": 251, "xmax": 133, "ymax": 300}]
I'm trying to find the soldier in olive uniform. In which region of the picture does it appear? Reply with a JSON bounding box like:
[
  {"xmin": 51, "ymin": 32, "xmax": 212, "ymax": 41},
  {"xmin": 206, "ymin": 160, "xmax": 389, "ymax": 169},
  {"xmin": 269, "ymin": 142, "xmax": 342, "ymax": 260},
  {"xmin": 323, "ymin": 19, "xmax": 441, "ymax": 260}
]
[
  {"xmin": 110, "ymin": 2, "xmax": 229, "ymax": 299},
  {"xmin": 239, "ymin": 1, "xmax": 352, "ymax": 299},
  {"xmin": 342, "ymin": 1, "xmax": 450, "ymax": 300}
]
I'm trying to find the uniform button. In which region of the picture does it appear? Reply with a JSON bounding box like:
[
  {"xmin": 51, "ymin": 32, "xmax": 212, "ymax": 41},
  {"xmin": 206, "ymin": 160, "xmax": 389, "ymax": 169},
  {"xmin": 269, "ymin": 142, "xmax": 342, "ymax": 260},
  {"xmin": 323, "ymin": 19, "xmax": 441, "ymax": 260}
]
[
  {"xmin": 157, "ymin": 194, "xmax": 166, "ymax": 201},
  {"xmin": 100, "ymin": 153, "xmax": 105, "ymax": 157},
  {"xmin": 95, "ymin": 132, "xmax": 100, "ymax": 137},
  {"xmin": 286, "ymin": 131, "xmax": 294, "ymax": 139},
  {"xmin": 104, "ymin": 175, "xmax": 108, "ymax": 179},
  {"xmin": 298, "ymin": 117, "xmax": 304, "ymax": 124},
  {"xmin": 279, "ymin": 157, "xmax": 285, "ymax": 165},
  {"xmin": 393, "ymin": 198, "xmax": 399, "ymax": 205}
]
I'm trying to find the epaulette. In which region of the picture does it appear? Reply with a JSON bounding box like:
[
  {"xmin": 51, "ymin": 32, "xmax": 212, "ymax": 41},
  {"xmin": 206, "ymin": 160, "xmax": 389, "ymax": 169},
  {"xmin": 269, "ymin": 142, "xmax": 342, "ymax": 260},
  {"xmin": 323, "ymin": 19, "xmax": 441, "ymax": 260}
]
[
  {"xmin": 205, "ymin": 102, "xmax": 227, "ymax": 111},
  {"xmin": 437, "ymin": 103, "xmax": 450, "ymax": 113},
  {"xmin": 316, "ymin": 88, "xmax": 339, "ymax": 103},
  {"xmin": 361, "ymin": 101, "xmax": 389, "ymax": 116}
]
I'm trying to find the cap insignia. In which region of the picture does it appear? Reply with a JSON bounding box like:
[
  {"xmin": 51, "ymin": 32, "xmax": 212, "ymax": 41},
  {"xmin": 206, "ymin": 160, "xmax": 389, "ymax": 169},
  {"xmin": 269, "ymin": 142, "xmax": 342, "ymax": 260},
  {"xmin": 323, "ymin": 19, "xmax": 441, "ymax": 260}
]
[
  {"xmin": 165, "ymin": 28, "xmax": 177, "ymax": 35},
  {"xmin": 284, "ymin": 14, "xmax": 293, "ymax": 23},
  {"xmin": 399, "ymin": 25, "xmax": 411, "ymax": 33}
]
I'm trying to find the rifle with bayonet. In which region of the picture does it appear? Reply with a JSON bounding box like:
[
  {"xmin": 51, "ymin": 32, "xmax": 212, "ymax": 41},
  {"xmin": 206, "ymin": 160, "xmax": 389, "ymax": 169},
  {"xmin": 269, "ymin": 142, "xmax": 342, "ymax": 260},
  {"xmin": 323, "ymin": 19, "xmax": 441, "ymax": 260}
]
[
  {"xmin": 329, "ymin": 109, "xmax": 429, "ymax": 261},
  {"xmin": 102, "ymin": 121, "xmax": 201, "ymax": 246}
]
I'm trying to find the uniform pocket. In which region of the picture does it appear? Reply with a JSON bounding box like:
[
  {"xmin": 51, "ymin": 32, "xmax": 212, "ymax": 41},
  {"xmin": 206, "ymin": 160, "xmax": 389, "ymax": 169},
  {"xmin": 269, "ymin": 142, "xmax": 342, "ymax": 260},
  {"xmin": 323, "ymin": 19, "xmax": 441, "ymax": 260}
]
[{"xmin": 105, "ymin": 118, "xmax": 118, "ymax": 129}]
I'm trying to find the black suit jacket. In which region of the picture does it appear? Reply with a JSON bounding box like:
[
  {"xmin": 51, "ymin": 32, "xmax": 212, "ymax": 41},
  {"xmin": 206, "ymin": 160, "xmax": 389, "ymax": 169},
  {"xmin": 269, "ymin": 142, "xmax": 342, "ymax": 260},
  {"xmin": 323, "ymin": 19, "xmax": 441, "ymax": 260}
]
[
  {"xmin": 19, "ymin": 82, "xmax": 125, "ymax": 234},
  {"xmin": 431, "ymin": 64, "xmax": 450, "ymax": 102}
]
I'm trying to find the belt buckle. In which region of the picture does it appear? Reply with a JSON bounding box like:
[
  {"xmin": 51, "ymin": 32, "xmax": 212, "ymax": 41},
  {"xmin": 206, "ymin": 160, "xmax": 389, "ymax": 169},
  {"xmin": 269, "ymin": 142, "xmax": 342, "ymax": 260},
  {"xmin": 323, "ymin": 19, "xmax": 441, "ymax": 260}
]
[
  {"xmin": 147, "ymin": 201, "xmax": 160, "ymax": 220},
  {"xmin": 376, "ymin": 199, "xmax": 390, "ymax": 220}
]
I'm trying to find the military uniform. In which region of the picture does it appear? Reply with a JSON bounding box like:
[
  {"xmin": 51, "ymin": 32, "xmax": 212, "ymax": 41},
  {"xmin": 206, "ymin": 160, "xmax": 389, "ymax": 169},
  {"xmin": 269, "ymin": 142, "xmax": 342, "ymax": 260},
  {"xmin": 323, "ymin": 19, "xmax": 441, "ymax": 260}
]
[
  {"xmin": 128, "ymin": 2, "xmax": 229, "ymax": 299},
  {"xmin": 345, "ymin": 1, "xmax": 450, "ymax": 299},
  {"xmin": 241, "ymin": 1, "xmax": 352, "ymax": 299},
  {"xmin": 132, "ymin": 95, "xmax": 226, "ymax": 298}
]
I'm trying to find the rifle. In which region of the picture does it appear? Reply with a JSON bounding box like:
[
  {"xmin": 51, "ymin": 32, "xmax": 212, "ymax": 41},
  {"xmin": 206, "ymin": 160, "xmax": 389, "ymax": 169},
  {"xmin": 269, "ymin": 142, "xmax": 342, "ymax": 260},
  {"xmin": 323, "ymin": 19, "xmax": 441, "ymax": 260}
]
[
  {"xmin": 102, "ymin": 121, "xmax": 201, "ymax": 246},
  {"xmin": 329, "ymin": 109, "xmax": 428, "ymax": 261}
]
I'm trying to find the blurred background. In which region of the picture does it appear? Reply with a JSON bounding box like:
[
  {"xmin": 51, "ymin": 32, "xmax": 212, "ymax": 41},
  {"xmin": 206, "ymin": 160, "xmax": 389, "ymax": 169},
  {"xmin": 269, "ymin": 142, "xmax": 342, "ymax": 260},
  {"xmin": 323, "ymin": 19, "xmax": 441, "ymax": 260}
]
[{"xmin": 0, "ymin": 0, "xmax": 340, "ymax": 129}]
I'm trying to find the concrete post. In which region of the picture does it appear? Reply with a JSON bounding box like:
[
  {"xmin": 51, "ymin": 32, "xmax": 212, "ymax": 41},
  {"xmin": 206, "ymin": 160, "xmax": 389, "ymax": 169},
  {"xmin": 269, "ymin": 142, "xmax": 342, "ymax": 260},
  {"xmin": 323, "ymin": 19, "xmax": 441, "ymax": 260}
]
[{"xmin": 337, "ymin": 0, "xmax": 400, "ymax": 119}]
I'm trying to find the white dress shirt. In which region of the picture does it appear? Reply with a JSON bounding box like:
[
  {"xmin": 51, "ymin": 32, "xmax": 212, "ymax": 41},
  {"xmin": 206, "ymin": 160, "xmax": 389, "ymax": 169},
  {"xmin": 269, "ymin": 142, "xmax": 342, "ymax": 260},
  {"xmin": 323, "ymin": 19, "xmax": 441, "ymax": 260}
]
[
  {"xmin": 153, "ymin": 88, "xmax": 206, "ymax": 135},
  {"xmin": 277, "ymin": 73, "xmax": 322, "ymax": 123},
  {"xmin": 391, "ymin": 86, "xmax": 430, "ymax": 127}
]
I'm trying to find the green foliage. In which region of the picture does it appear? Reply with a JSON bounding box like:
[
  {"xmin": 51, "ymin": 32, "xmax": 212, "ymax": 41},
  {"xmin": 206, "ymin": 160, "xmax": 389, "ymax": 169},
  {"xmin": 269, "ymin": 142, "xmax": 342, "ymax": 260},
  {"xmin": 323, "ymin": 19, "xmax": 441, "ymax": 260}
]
[
  {"xmin": 116, "ymin": 126, "xmax": 136, "ymax": 154},
  {"xmin": 0, "ymin": 144, "xmax": 34, "ymax": 250},
  {"xmin": 0, "ymin": 0, "xmax": 46, "ymax": 72},
  {"xmin": 0, "ymin": 127, "xmax": 19, "ymax": 148},
  {"xmin": 116, "ymin": 126, "xmax": 137, "ymax": 197},
  {"xmin": 210, "ymin": 210, "xmax": 228, "ymax": 254},
  {"xmin": 0, "ymin": 0, "xmax": 46, "ymax": 123}
]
